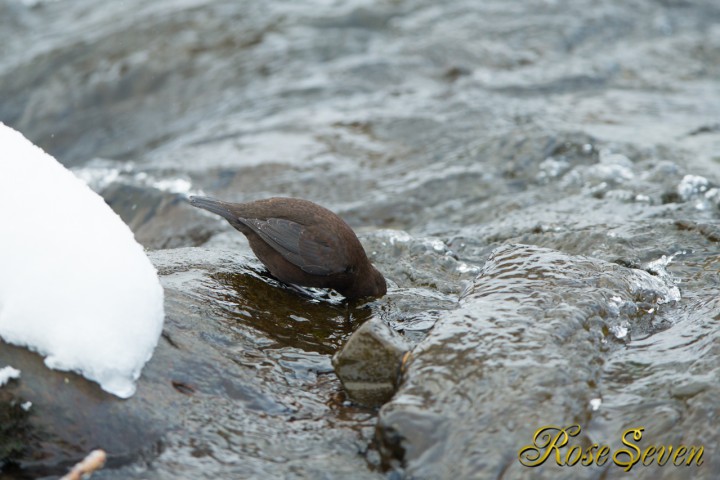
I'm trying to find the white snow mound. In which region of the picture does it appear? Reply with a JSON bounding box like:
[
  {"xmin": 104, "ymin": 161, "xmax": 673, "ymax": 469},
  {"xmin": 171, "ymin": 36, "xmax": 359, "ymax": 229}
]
[
  {"xmin": 0, "ymin": 366, "xmax": 21, "ymax": 387},
  {"xmin": 0, "ymin": 123, "xmax": 164, "ymax": 398}
]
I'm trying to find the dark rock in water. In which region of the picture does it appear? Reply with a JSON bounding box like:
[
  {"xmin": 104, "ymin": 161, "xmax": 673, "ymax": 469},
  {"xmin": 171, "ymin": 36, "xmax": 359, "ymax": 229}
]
[
  {"xmin": 189, "ymin": 196, "xmax": 387, "ymax": 300},
  {"xmin": 0, "ymin": 396, "xmax": 31, "ymax": 466},
  {"xmin": 375, "ymin": 244, "xmax": 696, "ymax": 479},
  {"xmin": 332, "ymin": 317, "xmax": 408, "ymax": 407},
  {"xmin": 103, "ymin": 183, "xmax": 213, "ymax": 250}
]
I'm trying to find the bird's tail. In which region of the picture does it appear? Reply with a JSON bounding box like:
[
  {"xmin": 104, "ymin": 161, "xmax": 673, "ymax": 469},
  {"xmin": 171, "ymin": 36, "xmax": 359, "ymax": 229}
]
[{"xmin": 188, "ymin": 196, "xmax": 237, "ymax": 222}]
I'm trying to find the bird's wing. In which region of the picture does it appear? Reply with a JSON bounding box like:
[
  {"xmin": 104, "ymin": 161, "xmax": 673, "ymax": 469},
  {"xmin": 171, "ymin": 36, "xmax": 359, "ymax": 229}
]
[{"xmin": 240, "ymin": 217, "xmax": 347, "ymax": 276}]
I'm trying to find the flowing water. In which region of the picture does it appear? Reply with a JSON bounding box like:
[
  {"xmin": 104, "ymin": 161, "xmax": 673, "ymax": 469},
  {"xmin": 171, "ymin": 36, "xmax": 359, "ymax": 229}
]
[{"xmin": 1, "ymin": 0, "xmax": 719, "ymax": 478}]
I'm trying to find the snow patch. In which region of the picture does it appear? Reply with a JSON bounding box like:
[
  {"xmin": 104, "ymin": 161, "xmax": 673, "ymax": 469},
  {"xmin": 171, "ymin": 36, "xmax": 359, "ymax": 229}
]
[
  {"xmin": 0, "ymin": 366, "xmax": 21, "ymax": 387},
  {"xmin": 0, "ymin": 124, "xmax": 164, "ymax": 398}
]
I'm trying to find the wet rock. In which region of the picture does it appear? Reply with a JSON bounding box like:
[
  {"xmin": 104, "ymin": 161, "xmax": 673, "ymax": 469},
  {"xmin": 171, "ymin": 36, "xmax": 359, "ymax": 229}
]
[
  {"xmin": 0, "ymin": 396, "xmax": 31, "ymax": 467},
  {"xmin": 332, "ymin": 317, "xmax": 408, "ymax": 407},
  {"xmin": 376, "ymin": 244, "xmax": 693, "ymax": 479}
]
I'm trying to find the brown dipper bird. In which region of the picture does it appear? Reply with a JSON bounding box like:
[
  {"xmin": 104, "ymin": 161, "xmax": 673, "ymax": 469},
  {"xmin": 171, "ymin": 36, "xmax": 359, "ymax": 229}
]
[{"xmin": 189, "ymin": 196, "xmax": 387, "ymax": 300}]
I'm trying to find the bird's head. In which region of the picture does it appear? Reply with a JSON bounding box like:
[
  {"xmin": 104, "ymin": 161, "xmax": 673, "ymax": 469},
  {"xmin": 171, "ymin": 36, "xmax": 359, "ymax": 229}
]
[{"xmin": 342, "ymin": 263, "xmax": 387, "ymax": 300}]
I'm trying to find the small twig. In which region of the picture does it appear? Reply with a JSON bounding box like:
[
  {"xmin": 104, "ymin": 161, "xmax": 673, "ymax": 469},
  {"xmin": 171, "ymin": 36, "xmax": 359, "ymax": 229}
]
[{"xmin": 60, "ymin": 449, "xmax": 107, "ymax": 480}]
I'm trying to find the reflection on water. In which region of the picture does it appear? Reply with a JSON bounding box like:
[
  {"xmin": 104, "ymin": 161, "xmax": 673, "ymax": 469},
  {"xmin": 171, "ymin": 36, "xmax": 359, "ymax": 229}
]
[{"xmin": 209, "ymin": 270, "xmax": 370, "ymax": 355}]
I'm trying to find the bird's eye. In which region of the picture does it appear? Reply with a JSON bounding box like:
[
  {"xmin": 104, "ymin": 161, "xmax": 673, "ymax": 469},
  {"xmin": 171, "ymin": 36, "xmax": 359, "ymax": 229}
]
[{"xmin": 345, "ymin": 265, "xmax": 355, "ymax": 274}]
